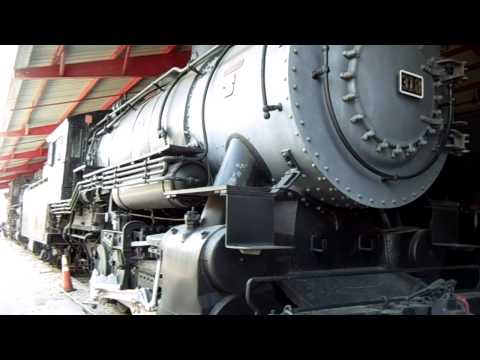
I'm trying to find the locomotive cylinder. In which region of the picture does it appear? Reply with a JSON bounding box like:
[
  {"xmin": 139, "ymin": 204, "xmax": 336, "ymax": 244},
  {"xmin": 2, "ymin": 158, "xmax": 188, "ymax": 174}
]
[
  {"xmin": 95, "ymin": 45, "xmax": 448, "ymax": 209},
  {"xmin": 111, "ymin": 161, "xmax": 207, "ymax": 210}
]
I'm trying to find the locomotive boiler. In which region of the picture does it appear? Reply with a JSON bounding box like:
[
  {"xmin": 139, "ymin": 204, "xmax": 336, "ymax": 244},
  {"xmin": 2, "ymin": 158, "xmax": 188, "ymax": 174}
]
[{"xmin": 33, "ymin": 45, "xmax": 477, "ymax": 315}]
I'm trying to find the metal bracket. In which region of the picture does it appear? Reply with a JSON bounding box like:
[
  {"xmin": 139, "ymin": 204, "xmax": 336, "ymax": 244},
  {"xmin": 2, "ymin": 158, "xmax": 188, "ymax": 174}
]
[
  {"xmin": 310, "ymin": 235, "xmax": 328, "ymax": 253},
  {"xmin": 312, "ymin": 66, "xmax": 330, "ymax": 80},
  {"xmin": 420, "ymin": 115, "xmax": 444, "ymax": 127},
  {"xmin": 445, "ymin": 129, "xmax": 470, "ymax": 156},
  {"xmin": 188, "ymin": 63, "xmax": 204, "ymax": 76},
  {"xmin": 271, "ymin": 149, "xmax": 302, "ymax": 193},
  {"xmin": 271, "ymin": 169, "xmax": 301, "ymax": 194},
  {"xmin": 358, "ymin": 235, "xmax": 376, "ymax": 252},
  {"xmin": 158, "ymin": 128, "xmax": 167, "ymax": 139},
  {"xmin": 436, "ymin": 58, "xmax": 468, "ymax": 83}
]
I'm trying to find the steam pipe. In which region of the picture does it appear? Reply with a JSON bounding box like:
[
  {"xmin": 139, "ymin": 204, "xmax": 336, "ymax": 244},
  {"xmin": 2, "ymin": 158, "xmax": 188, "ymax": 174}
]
[{"xmin": 200, "ymin": 138, "xmax": 256, "ymax": 227}]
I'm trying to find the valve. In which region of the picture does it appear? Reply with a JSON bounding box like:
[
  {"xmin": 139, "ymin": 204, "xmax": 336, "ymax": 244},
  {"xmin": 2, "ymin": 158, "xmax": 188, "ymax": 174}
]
[{"xmin": 184, "ymin": 207, "xmax": 201, "ymax": 229}]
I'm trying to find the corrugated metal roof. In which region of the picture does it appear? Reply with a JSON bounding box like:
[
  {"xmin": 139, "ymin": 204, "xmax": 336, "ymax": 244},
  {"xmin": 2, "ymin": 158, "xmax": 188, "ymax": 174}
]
[
  {"xmin": 131, "ymin": 45, "xmax": 170, "ymax": 57},
  {"xmin": 30, "ymin": 78, "xmax": 91, "ymax": 127},
  {"xmin": 8, "ymin": 79, "xmax": 45, "ymax": 131},
  {"xmin": 0, "ymin": 45, "xmax": 192, "ymax": 183},
  {"xmin": 13, "ymin": 46, "xmax": 33, "ymax": 69},
  {"xmin": 64, "ymin": 45, "xmax": 120, "ymax": 64},
  {"xmin": 28, "ymin": 45, "xmax": 58, "ymax": 68}
]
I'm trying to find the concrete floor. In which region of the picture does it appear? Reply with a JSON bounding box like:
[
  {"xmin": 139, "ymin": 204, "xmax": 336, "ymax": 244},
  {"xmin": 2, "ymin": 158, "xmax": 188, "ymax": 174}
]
[
  {"xmin": 0, "ymin": 236, "xmax": 94, "ymax": 315},
  {"xmin": 0, "ymin": 237, "xmax": 85, "ymax": 315}
]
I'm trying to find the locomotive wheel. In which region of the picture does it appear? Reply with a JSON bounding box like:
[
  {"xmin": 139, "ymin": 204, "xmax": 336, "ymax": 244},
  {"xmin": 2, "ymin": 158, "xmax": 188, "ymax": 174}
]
[
  {"xmin": 408, "ymin": 229, "xmax": 445, "ymax": 268},
  {"xmin": 110, "ymin": 249, "xmax": 127, "ymax": 288},
  {"xmin": 39, "ymin": 248, "xmax": 47, "ymax": 261},
  {"xmin": 408, "ymin": 229, "xmax": 446, "ymax": 281},
  {"xmin": 115, "ymin": 301, "xmax": 131, "ymax": 314},
  {"xmin": 209, "ymin": 295, "xmax": 253, "ymax": 315}
]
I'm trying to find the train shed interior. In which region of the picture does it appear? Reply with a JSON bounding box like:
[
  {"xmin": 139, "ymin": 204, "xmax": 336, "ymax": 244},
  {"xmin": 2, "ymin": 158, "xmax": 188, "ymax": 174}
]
[{"xmin": 1, "ymin": 44, "xmax": 480, "ymax": 316}]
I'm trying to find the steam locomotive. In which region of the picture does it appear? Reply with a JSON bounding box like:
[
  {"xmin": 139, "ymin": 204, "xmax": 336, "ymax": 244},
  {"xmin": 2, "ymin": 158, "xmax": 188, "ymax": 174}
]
[{"xmin": 8, "ymin": 45, "xmax": 480, "ymax": 315}]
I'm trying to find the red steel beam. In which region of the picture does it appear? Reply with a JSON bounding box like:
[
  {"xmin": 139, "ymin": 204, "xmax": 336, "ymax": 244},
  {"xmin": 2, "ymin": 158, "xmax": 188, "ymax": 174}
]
[
  {"xmin": 111, "ymin": 45, "xmax": 129, "ymax": 59},
  {"xmin": 122, "ymin": 45, "xmax": 131, "ymax": 75},
  {"xmin": 59, "ymin": 47, "xmax": 66, "ymax": 76},
  {"xmin": 0, "ymin": 161, "xmax": 44, "ymax": 176},
  {"xmin": 55, "ymin": 79, "xmax": 101, "ymax": 125},
  {"xmin": 0, "ymin": 148, "xmax": 47, "ymax": 161},
  {"xmin": 98, "ymin": 45, "xmax": 183, "ymax": 111},
  {"xmin": 0, "ymin": 124, "xmax": 59, "ymax": 137},
  {"xmin": 0, "ymin": 175, "xmax": 17, "ymax": 184},
  {"xmin": 0, "ymin": 168, "xmax": 40, "ymax": 183},
  {"xmin": 100, "ymin": 77, "xmax": 143, "ymax": 110},
  {"xmin": 0, "ymin": 149, "xmax": 44, "ymax": 162},
  {"xmin": 55, "ymin": 45, "xmax": 142, "ymax": 126},
  {"xmin": 163, "ymin": 45, "xmax": 177, "ymax": 54},
  {"xmin": 0, "ymin": 183, "xmax": 9, "ymax": 189},
  {"xmin": 15, "ymin": 51, "xmax": 191, "ymax": 80},
  {"xmin": 54, "ymin": 45, "xmax": 65, "ymax": 62}
]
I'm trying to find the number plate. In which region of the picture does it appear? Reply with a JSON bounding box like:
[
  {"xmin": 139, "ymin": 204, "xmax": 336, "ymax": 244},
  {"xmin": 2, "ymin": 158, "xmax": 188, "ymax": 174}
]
[{"xmin": 399, "ymin": 70, "xmax": 424, "ymax": 99}]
